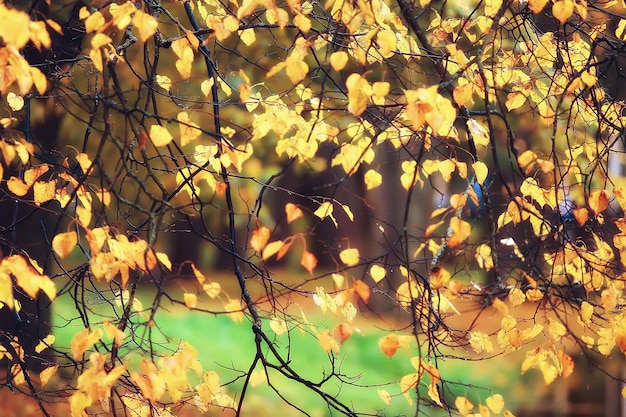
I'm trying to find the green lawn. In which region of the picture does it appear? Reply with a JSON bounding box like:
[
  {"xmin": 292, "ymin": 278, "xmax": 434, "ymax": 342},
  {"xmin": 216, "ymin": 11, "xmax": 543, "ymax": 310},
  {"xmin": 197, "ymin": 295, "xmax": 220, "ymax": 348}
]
[{"xmin": 51, "ymin": 281, "xmax": 539, "ymax": 416}]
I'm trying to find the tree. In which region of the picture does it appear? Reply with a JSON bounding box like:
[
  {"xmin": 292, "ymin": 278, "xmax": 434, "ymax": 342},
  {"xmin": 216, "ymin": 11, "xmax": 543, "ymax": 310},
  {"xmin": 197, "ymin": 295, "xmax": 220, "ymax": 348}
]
[{"xmin": 0, "ymin": 0, "xmax": 625, "ymax": 415}]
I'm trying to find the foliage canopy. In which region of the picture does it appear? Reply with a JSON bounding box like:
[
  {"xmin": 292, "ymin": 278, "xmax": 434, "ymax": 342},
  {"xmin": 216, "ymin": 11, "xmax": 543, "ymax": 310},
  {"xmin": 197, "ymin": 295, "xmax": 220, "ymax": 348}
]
[{"xmin": 1, "ymin": 0, "xmax": 626, "ymax": 415}]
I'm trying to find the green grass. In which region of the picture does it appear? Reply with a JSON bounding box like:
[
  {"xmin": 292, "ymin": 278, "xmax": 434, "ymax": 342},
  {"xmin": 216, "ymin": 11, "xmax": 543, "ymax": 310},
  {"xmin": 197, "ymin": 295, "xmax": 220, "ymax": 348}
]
[{"xmin": 51, "ymin": 283, "xmax": 537, "ymax": 417}]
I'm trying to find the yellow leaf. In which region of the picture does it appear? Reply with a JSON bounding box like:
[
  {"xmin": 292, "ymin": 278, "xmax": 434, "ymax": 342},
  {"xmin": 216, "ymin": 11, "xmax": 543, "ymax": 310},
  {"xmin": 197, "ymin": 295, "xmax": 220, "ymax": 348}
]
[
  {"xmin": 486, "ymin": 394, "xmax": 505, "ymax": 414},
  {"xmin": 369, "ymin": 264, "xmax": 386, "ymax": 283},
  {"xmin": 293, "ymin": 13, "xmax": 311, "ymax": 32},
  {"xmin": 191, "ymin": 263, "xmax": 205, "ymax": 285},
  {"xmin": 508, "ymin": 287, "xmax": 526, "ymax": 306},
  {"xmin": 35, "ymin": 334, "xmax": 55, "ymax": 353},
  {"xmin": 70, "ymin": 328, "xmax": 102, "ymax": 359},
  {"xmin": 400, "ymin": 372, "xmax": 419, "ymax": 405},
  {"xmin": 473, "ymin": 161, "xmax": 488, "ymax": 185},
  {"xmin": 52, "ymin": 231, "xmax": 77, "ymax": 260},
  {"xmin": 102, "ymin": 321, "xmax": 125, "ymax": 346},
  {"xmin": 346, "ymin": 73, "xmax": 372, "ymax": 116},
  {"xmin": 469, "ymin": 331, "xmax": 494, "ymax": 354},
  {"xmin": 339, "ymin": 248, "xmax": 360, "ymax": 266},
  {"xmin": 505, "ymin": 91, "xmax": 526, "ymax": 111},
  {"xmin": 224, "ymin": 299, "xmax": 245, "ymax": 323},
  {"xmin": 177, "ymin": 111, "xmax": 201, "ymax": 146},
  {"xmin": 456, "ymin": 396, "xmax": 474, "ymax": 416},
  {"xmin": 270, "ymin": 318, "xmax": 288, "ymax": 335},
  {"xmin": 318, "ymin": 329, "xmax": 340, "ymax": 353},
  {"xmin": 7, "ymin": 92, "xmax": 24, "ymax": 111},
  {"xmin": 552, "ymin": 0, "xmax": 574, "ymax": 24},
  {"xmin": 70, "ymin": 391, "xmax": 92, "ymax": 417},
  {"xmin": 149, "ymin": 125, "xmax": 173, "ymax": 147},
  {"xmin": 547, "ymin": 318, "xmax": 567, "ymax": 340},
  {"xmin": 378, "ymin": 389, "xmax": 392, "ymax": 405},
  {"xmin": 203, "ymin": 282, "xmax": 221, "ymax": 298},
  {"xmin": 364, "ymin": 169, "xmax": 382, "ymax": 190},
  {"xmin": 39, "ymin": 365, "xmax": 58, "ymax": 387},
  {"xmin": 132, "ymin": 10, "xmax": 158, "ymax": 43},
  {"xmin": 262, "ymin": 240, "xmax": 285, "ymax": 260},
  {"xmin": 330, "ymin": 51, "xmax": 349, "ymax": 71},
  {"xmin": 184, "ymin": 293, "xmax": 197, "ymax": 309},
  {"xmin": 528, "ymin": 0, "xmax": 549, "ymax": 13},
  {"xmin": 35, "ymin": 179, "xmax": 57, "ymax": 205}
]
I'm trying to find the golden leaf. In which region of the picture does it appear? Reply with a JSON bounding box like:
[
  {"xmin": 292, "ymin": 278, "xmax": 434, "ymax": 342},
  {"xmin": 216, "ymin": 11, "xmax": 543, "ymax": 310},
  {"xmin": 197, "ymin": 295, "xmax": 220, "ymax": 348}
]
[
  {"xmin": 203, "ymin": 282, "xmax": 221, "ymax": 299},
  {"xmin": 52, "ymin": 231, "xmax": 77, "ymax": 260},
  {"xmin": 39, "ymin": 365, "xmax": 58, "ymax": 387},
  {"xmin": 224, "ymin": 299, "xmax": 245, "ymax": 324},
  {"xmin": 262, "ymin": 240, "xmax": 284, "ymax": 260},
  {"xmin": 552, "ymin": 0, "xmax": 574, "ymax": 24},
  {"xmin": 505, "ymin": 91, "xmax": 526, "ymax": 111},
  {"xmin": 70, "ymin": 328, "xmax": 102, "ymax": 359},
  {"xmin": 132, "ymin": 10, "xmax": 158, "ymax": 43},
  {"xmin": 149, "ymin": 125, "xmax": 173, "ymax": 147}
]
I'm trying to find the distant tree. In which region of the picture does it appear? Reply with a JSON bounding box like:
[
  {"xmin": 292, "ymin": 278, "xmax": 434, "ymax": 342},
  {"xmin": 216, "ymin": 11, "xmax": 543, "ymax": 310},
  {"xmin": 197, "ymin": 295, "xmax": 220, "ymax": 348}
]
[{"xmin": 1, "ymin": 0, "xmax": 626, "ymax": 416}]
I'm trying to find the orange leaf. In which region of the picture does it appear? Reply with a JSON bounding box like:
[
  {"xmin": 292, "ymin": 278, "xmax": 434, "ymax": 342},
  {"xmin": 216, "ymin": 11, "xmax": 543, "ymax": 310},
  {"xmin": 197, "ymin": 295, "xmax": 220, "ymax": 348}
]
[
  {"xmin": 353, "ymin": 280, "xmax": 371, "ymax": 303},
  {"xmin": 250, "ymin": 226, "xmax": 270, "ymax": 252},
  {"xmin": 52, "ymin": 231, "xmax": 77, "ymax": 260},
  {"xmin": 429, "ymin": 266, "xmax": 450, "ymax": 289},
  {"xmin": 573, "ymin": 208, "xmax": 588, "ymax": 226},
  {"xmin": 275, "ymin": 238, "xmax": 294, "ymax": 260},
  {"xmin": 137, "ymin": 127, "xmax": 148, "ymax": 150},
  {"xmin": 300, "ymin": 250, "xmax": 317, "ymax": 275},
  {"xmin": 285, "ymin": 203, "xmax": 303, "ymax": 223},
  {"xmin": 379, "ymin": 334, "xmax": 400, "ymax": 358},
  {"xmin": 333, "ymin": 323, "xmax": 353, "ymax": 343},
  {"xmin": 588, "ymin": 190, "xmax": 609, "ymax": 215},
  {"xmin": 448, "ymin": 217, "xmax": 472, "ymax": 248},
  {"xmin": 613, "ymin": 187, "xmax": 626, "ymax": 211}
]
